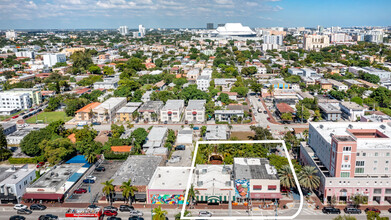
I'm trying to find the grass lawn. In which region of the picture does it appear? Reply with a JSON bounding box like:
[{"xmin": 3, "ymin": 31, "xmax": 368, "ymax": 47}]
[
  {"xmin": 0, "ymin": 110, "xmax": 25, "ymax": 121},
  {"xmin": 26, "ymin": 111, "xmax": 72, "ymax": 124}
]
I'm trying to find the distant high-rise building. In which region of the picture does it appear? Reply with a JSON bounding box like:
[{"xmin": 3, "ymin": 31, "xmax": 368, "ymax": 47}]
[
  {"xmin": 303, "ymin": 34, "xmax": 330, "ymax": 50},
  {"xmin": 118, "ymin": 26, "xmax": 128, "ymax": 36},
  {"xmin": 5, "ymin": 30, "xmax": 17, "ymax": 40},
  {"xmin": 138, "ymin": 24, "xmax": 146, "ymax": 37},
  {"xmin": 43, "ymin": 53, "xmax": 66, "ymax": 67},
  {"xmin": 207, "ymin": 23, "xmax": 214, "ymax": 29},
  {"xmin": 217, "ymin": 24, "xmax": 225, "ymax": 27},
  {"xmin": 262, "ymin": 35, "xmax": 283, "ymax": 45}
]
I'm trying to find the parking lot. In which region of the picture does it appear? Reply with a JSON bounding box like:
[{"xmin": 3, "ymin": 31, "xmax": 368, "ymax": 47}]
[
  {"xmin": 66, "ymin": 160, "xmax": 124, "ymax": 203},
  {"xmin": 167, "ymin": 144, "xmax": 194, "ymax": 167}
]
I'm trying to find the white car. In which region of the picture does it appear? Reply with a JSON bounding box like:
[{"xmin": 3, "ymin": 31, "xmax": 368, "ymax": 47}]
[
  {"xmin": 198, "ymin": 211, "xmax": 212, "ymax": 217},
  {"xmin": 85, "ymin": 176, "xmax": 96, "ymax": 181},
  {"xmin": 14, "ymin": 204, "xmax": 28, "ymax": 210},
  {"xmin": 129, "ymin": 210, "xmax": 143, "ymax": 216}
]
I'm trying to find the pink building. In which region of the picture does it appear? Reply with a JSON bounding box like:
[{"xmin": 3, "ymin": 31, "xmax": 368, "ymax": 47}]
[{"xmin": 300, "ymin": 122, "xmax": 391, "ymax": 205}]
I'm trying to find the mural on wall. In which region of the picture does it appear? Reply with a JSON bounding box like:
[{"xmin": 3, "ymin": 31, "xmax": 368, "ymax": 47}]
[
  {"xmin": 151, "ymin": 194, "xmax": 186, "ymax": 204},
  {"xmin": 235, "ymin": 179, "xmax": 250, "ymax": 199}
]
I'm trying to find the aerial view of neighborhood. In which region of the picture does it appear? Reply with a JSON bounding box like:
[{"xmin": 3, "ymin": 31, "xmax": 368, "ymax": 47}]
[{"xmin": 0, "ymin": 0, "xmax": 391, "ymax": 219}]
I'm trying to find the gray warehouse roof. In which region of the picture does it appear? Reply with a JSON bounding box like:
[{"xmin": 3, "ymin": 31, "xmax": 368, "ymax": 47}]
[{"xmin": 234, "ymin": 158, "xmax": 278, "ymax": 180}]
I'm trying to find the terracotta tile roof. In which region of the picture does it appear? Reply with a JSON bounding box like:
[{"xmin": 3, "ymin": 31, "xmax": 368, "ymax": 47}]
[
  {"xmin": 276, "ymin": 103, "xmax": 295, "ymax": 114},
  {"xmin": 111, "ymin": 146, "xmax": 132, "ymax": 152},
  {"xmin": 75, "ymin": 102, "xmax": 101, "ymax": 113},
  {"xmin": 67, "ymin": 133, "xmax": 76, "ymax": 144}
]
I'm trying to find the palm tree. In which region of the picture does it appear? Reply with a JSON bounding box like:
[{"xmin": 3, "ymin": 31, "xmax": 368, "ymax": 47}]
[
  {"xmin": 101, "ymin": 179, "xmax": 115, "ymax": 205},
  {"xmin": 84, "ymin": 150, "xmax": 97, "ymax": 164},
  {"xmin": 298, "ymin": 166, "xmax": 320, "ymax": 192},
  {"xmin": 267, "ymin": 85, "xmax": 274, "ymax": 99},
  {"xmin": 175, "ymin": 210, "xmax": 191, "ymax": 220},
  {"xmin": 278, "ymin": 165, "xmax": 296, "ymax": 192},
  {"xmin": 151, "ymin": 112, "xmax": 157, "ymax": 122},
  {"xmin": 120, "ymin": 179, "xmax": 138, "ymax": 205},
  {"xmin": 152, "ymin": 206, "xmax": 168, "ymax": 220},
  {"xmin": 184, "ymin": 184, "xmax": 199, "ymax": 208}
]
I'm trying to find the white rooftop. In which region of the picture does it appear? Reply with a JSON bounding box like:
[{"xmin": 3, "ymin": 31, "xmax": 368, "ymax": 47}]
[{"xmin": 148, "ymin": 167, "xmax": 191, "ymax": 190}]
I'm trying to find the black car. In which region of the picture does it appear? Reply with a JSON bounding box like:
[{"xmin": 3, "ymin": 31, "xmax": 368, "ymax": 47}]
[
  {"xmin": 38, "ymin": 214, "xmax": 58, "ymax": 220},
  {"xmin": 107, "ymin": 217, "xmax": 122, "ymax": 220},
  {"xmin": 17, "ymin": 209, "xmax": 32, "ymax": 215},
  {"xmin": 30, "ymin": 204, "xmax": 47, "ymax": 210},
  {"xmin": 95, "ymin": 166, "xmax": 105, "ymax": 172},
  {"xmin": 344, "ymin": 207, "xmax": 362, "ymax": 214},
  {"xmin": 175, "ymin": 145, "xmax": 185, "ymax": 150},
  {"xmin": 128, "ymin": 217, "xmax": 144, "ymax": 220},
  {"xmin": 322, "ymin": 207, "xmax": 341, "ymax": 214},
  {"xmin": 120, "ymin": 205, "xmax": 134, "ymax": 212},
  {"xmin": 104, "ymin": 206, "xmax": 118, "ymax": 212},
  {"xmin": 88, "ymin": 204, "xmax": 100, "ymax": 209},
  {"xmin": 10, "ymin": 216, "xmax": 25, "ymax": 220}
]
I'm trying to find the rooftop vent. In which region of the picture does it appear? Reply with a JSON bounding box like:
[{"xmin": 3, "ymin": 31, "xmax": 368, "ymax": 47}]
[
  {"xmin": 320, "ymin": 125, "xmax": 324, "ymax": 129},
  {"xmin": 380, "ymin": 124, "xmax": 386, "ymax": 130},
  {"xmin": 348, "ymin": 124, "xmax": 353, "ymax": 129}
]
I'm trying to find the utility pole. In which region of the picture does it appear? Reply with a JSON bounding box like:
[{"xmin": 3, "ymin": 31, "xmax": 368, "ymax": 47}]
[{"xmin": 228, "ymin": 191, "xmax": 232, "ymax": 216}]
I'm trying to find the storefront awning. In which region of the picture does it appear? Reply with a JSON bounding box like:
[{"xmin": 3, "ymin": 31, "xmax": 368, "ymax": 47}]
[
  {"xmin": 250, "ymin": 193, "xmax": 282, "ymax": 199},
  {"xmin": 23, "ymin": 193, "xmax": 64, "ymax": 200}
]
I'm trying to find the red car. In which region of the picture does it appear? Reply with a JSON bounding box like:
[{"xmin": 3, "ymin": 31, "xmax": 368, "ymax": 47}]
[
  {"xmin": 103, "ymin": 210, "xmax": 118, "ymax": 216},
  {"xmin": 365, "ymin": 207, "xmax": 381, "ymax": 214},
  {"xmin": 74, "ymin": 188, "xmax": 87, "ymax": 194},
  {"xmin": 36, "ymin": 162, "xmax": 45, "ymax": 168},
  {"xmin": 12, "ymin": 115, "xmax": 19, "ymax": 119}
]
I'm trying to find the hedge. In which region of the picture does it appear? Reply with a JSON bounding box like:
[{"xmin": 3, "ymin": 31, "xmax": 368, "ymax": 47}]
[
  {"xmin": 8, "ymin": 157, "xmax": 38, "ymax": 164},
  {"xmin": 103, "ymin": 152, "xmax": 132, "ymax": 160}
]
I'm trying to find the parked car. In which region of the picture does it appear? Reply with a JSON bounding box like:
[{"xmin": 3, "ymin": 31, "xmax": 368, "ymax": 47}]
[
  {"xmin": 88, "ymin": 204, "xmax": 99, "ymax": 209},
  {"xmin": 175, "ymin": 145, "xmax": 185, "ymax": 150},
  {"xmin": 12, "ymin": 115, "xmax": 19, "ymax": 119},
  {"xmin": 92, "ymin": 122, "xmax": 101, "ymax": 125},
  {"xmin": 9, "ymin": 216, "xmax": 25, "ymax": 220},
  {"xmin": 83, "ymin": 179, "xmax": 95, "ymax": 184},
  {"xmin": 119, "ymin": 205, "xmax": 134, "ymax": 212},
  {"xmin": 128, "ymin": 217, "xmax": 144, "ymax": 220},
  {"xmin": 36, "ymin": 162, "xmax": 45, "ymax": 168},
  {"xmin": 85, "ymin": 175, "xmax": 96, "ymax": 181},
  {"xmin": 104, "ymin": 206, "xmax": 118, "ymax": 212},
  {"xmin": 103, "ymin": 210, "xmax": 118, "ymax": 216},
  {"xmin": 17, "ymin": 209, "xmax": 32, "ymax": 215},
  {"xmin": 193, "ymin": 126, "xmax": 199, "ymax": 130},
  {"xmin": 30, "ymin": 204, "xmax": 46, "ymax": 210},
  {"xmin": 13, "ymin": 204, "xmax": 28, "ymax": 210},
  {"xmin": 129, "ymin": 210, "xmax": 143, "ymax": 216},
  {"xmin": 263, "ymin": 111, "xmax": 267, "ymax": 114},
  {"xmin": 198, "ymin": 211, "xmax": 212, "ymax": 217},
  {"xmin": 38, "ymin": 214, "xmax": 58, "ymax": 220},
  {"xmin": 322, "ymin": 207, "xmax": 341, "ymax": 214},
  {"xmin": 344, "ymin": 207, "xmax": 362, "ymax": 214},
  {"xmin": 95, "ymin": 166, "xmax": 105, "ymax": 172},
  {"xmin": 107, "ymin": 217, "xmax": 121, "ymax": 220},
  {"xmin": 74, "ymin": 188, "xmax": 87, "ymax": 194},
  {"xmin": 365, "ymin": 207, "xmax": 381, "ymax": 213}
]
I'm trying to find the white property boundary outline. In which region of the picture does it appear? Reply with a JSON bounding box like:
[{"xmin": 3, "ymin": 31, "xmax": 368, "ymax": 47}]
[{"xmin": 180, "ymin": 140, "xmax": 304, "ymax": 220}]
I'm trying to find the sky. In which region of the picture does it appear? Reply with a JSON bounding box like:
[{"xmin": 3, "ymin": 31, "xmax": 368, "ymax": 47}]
[{"xmin": 0, "ymin": 0, "xmax": 390, "ymax": 29}]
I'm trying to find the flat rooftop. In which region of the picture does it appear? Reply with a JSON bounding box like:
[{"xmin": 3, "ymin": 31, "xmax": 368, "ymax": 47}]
[
  {"xmin": 139, "ymin": 101, "xmax": 164, "ymax": 112},
  {"xmin": 96, "ymin": 97, "xmax": 126, "ymax": 110},
  {"xmin": 318, "ymin": 103, "xmax": 342, "ymax": 114},
  {"xmin": 187, "ymin": 100, "xmax": 206, "ymax": 110},
  {"xmin": 194, "ymin": 165, "xmax": 232, "ymax": 189},
  {"xmin": 162, "ymin": 100, "xmax": 184, "ymax": 111},
  {"xmin": 148, "ymin": 167, "xmax": 191, "ymax": 190},
  {"xmin": 234, "ymin": 158, "xmax": 278, "ymax": 180},
  {"xmin": 111, "ymin": 155, "xmax": 162, "ymax": 187}
]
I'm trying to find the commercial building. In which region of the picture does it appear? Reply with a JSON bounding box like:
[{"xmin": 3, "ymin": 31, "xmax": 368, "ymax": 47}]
[
  {"xmin": 233, "ymin": 158, "xmax": 282, "ymax": 202},
  {"xmin": 138, "ymin": 101, "xmax": 164, "ymax": 122},
  {"xmin": 147, "ymin": 167, "xmax": 191, "ymax": 204},
  {"xmin": 318, "ymin": 103, "xmax": 342, "ymax": 121},
  {"xmin": 0, "ymin": 122, "xmax": 16, "ymax": 135},
  {"xmin": 43, "ymin": 53, "xmax": 66, "ymax": 67},
  {"xmin": 75, "ymin": 102, "xmax": 101, "ymax": 122},
  {"xmin": 0, "ymin": 165, "xmax": 36, "ymax": 204},
  {"xmin": 185, "ymin": 100, "xmax": 206, "ymax": 123},
  {"xmin": 215, "ymin": 23, "xmax": 256, "ymax": 37},
  {"xmin": 15, "ymin": 51, "xmax": 35, "ymax": 59},
  {"xmin": 339, "ymin": 102, "xmax": 367, "ymax": 121},
  {"xmin": 303, "ymin": 35, "xmax": 330, "ymax": 50},
  {"xmin": 0, "ymin": 92, "xmax": 31, "ymax": 110},
  {"xmin": 143, "ymin": 126, "xmax": 168, "ymax": 149},
  {"xmin": 194, "ymin": 165, "xmax": 234, "ymax": 204},
  {"xmin": 207, "ymin": 23, "xmax": 214, "ymax": 30},
  {"xmin": 196, "ymin": 75, "xmax": 211, "ymax": 91},
  {"xmin": 118, "ymin": 26, "xmax": 129, "ymax": 36},
  {"xmin": 111, "ymin": 155, "xmax": 162, "ymax": 202},
  {"xmin": 301, "ymin": 122, "xmax": 391, "ymax": 205},
  {"xmin": 215, "ymin": 110, "xmax": 244, "ymax": 122},
  {"xmin": 160, "ymin": 100, "xmax": 184, "ymax": 123},
  {"xmin": 3, "ymin": 88, "xmax": 42, "ymax": 105},
  {"xmin": 23, "ymin": 156, "xmax": 90, "ymax": 202},
  {"xmin": 93, "ymin": 97, "xmax": 127, "ymax": 123}
]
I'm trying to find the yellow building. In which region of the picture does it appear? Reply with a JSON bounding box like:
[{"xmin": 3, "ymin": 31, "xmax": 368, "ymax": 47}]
[
  {"xmin": 75, "ymin": 102, "xmax": 101, "ymax": 121},
  {"xmin": 116, "ymin": 106, "xmax": 138, "ymax": 122},
  {"xmin": 62, "ymin": 48, "xmax": 85, "ymax": 56}
]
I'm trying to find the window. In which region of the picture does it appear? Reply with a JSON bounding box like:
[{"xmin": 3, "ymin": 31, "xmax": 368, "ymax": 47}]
[
  {"xmin": 363, "ymin": 153, "xmax": 366, "ymax": 156},
  {"xmin": 355, "ymin": 168, "xmax": 364, "ymax": 173},
  {"xmin": 387, "ymin": 153, "xmax": 390, "ymax": 157},
  {"xmin": 386, "ymin": 188, "xmax": 391, "ymax": 194},
  {"xmin": 340, "ymin": 172, "xmax": 350, "ymax": 177},
  {"xmin": 374, "ymin": 189, "xmax": 382, "ymax": 194},
  {"xmin": 253, "ymin": 185, "xmax": 262, "ymax": 190},
  {"xmin": 343, "ymin": 146, "xmax": 351, "ymax": 151},
  {"xmin": 357, "ymin": 153, "xmax": 360, "ymax": 156},
  {"xmin": 375, "ymin": 152, "xmax": 379, "ymax": 156},
  {"xmin": 268, "ymin": 185, "xmax": 277, "ymax": 190},
  {"xmin": 344, "ymin": 156, "xmax": 349, "ymax": 160},
  {"xmin": 356, "ymin": 161, "xmax": 365, "ymax": 166}
]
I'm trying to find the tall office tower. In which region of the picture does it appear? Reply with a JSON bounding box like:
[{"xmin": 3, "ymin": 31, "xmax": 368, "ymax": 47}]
[
  {"xmin": 207, "ymin": 23, "xmax": 214, "ymax": 29},
  {"xmin": 5, "ymin": 30, "xmax": 17, "ymax": 40},
  {"xmin": 138, "ymin": 25, "xmax": 146, "ymax": 37},
  {"xmin": 118, "ymin": 26, "xmax": 128, "ymax": 36},
  {"xmin": 217, "ymin": 24, "xmax": 225, "ymax": 27}
]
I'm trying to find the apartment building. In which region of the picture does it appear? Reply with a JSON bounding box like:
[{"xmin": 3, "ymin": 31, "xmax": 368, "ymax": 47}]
[
  {"xmin": 43, "ymin": 53, "xmax": 66, "ymax": 67},
  {"xmin": 93, "ymin": 97, "xmax": 127, "ymax": 123},
  {"xmin": 185, "ymin": 100, "xmax": 206, "ymax": 122},
  {"xmin": 303, "ymin": 35, "xmax": 330, "ymax": 50},
  {"xmin": 196, "ymin": 75, "xmax": 211, "ymax": 91},
  {"xmin": 301, "ymin": 122, "xmax": 391, "ymax": 205},
  {"xmin": 0, "ymin": 92, "xmax": 31, "ymax": 110},
  {"xmin": 160, "ymin": 100, "xmax": 184, "ymax": 123}
]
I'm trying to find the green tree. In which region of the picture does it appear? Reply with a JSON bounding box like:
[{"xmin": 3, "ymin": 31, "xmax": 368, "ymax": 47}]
[
  {"xmin": 20, "ymin": 129, "xmax": 51, "ymax": 156},
  {"xmin": 175, "ymin": 210, "xmax": 191, "ymax": 220},
  {"xmin": 130, "ymin": 128, "xmax": 148, "ymax": 149},
  {"xmin": 127, "ymin": 57, "xmax": 145, "ymax": 71},
  {"xmin": 295, "ymin": 103, "xmax": 311, "ymax": 122},
  {"xmin": 217, "ymin": 93, "xmax": 231, "ymax": 104},
  {"xmin": 298, "ymin": 166, "xmax": 320, "ymax": 192},
  {"xmin": 278, "ymin": 165, "xmax": 296, "ymax": 190},
  {"xmin": 88, "ymin": 65, "xmax": 101, "ymax": 74},
  {"xmin": 313, "ymin": 110, "xmax": 322, "ymax": 122},
  {"xmin": 84, "ymin": 150, "xmax": 97, "ymax": 164},
  {"xmin": 0, "ymin": 125, "xmax": 8, "ymax": 149},
  {"xmin": 281, "ymin": 112, "xmax": 293, "ymax": 121},
  {"xmin": 250, "ymin": 81, "xmax": 263, "ymax": 94},
  {"xmin": 185, "ymin": 184, "xmax": 199, "ymax": 208},
  {"xmin": 351, "ymin": 194, "xmax": 368, "ymax": 208},
  {"xmin": 152, "ymin": 206, "xmax": 168, "ymax": 220},
  {"xmin": 103, "ymin": 66, "xmax": 115, "ymax": 75},
  {"xmin": 101, "ymin": 179, "xmax": 115, "ymax": 205},
  {"xmin": 155, "ymin": 58, "xmax": 163, "ymax": 68},
  {"xmin": 70, "ymin": 51, "xmax": 93, "ymax": 73},
  {"xmin": 120, "ymin": 179, "xmax": 138, "ymax": 204},
  {"xmin": 39, "ymin": 138, "xmax": 75, "ymax": 164},
  {"xmin": 332, "ymin": 215, "xmax": 357, "ymax": 220},
  {"xmin": 111, "ymin": 124, "xmax": 125, "ymax": 138}
]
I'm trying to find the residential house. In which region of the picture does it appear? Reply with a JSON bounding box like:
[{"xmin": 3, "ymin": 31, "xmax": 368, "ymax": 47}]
[{"xmin": 138, "ymin": 101, "xmax": 164, "ymax": 122}]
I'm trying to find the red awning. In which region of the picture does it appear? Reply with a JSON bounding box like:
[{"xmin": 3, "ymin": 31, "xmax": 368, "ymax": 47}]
[
  {"xmin": 268, "ymin": 185, "xmax": 277, "ymax": 190},
  {"xmin": 23, "ymin": 193, "xmax": 64, "ymax": 200},
  {"xmin": 192, "ymin": 111, "xmax": 197, "ymax": 115},
  {"xmin": 167, "ymin": 111, "xmax": 172, "ymax": 115},
  {"xmin": 250, "ymin": 192, "xmax": 283, "ymax": 199},
  {"xmin": 253, "ymin": 185, "xmax": 262, "ymax": 190}
]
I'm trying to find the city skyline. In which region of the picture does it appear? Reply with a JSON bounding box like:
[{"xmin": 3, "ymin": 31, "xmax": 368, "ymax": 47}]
[{"xmin": 0, "ymin": 0, "xmax": 390, "ymax": 29}]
